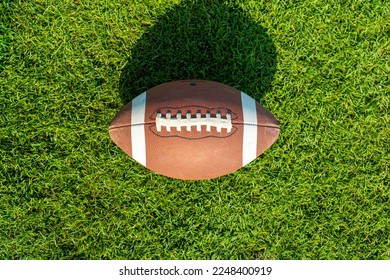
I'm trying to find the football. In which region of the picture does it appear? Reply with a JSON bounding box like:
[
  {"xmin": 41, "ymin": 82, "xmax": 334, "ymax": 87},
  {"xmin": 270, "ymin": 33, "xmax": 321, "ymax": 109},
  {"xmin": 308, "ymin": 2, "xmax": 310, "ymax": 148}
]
[{"xmin": 109, "ymin": 80, "xmax": 280, "ymax": 180}]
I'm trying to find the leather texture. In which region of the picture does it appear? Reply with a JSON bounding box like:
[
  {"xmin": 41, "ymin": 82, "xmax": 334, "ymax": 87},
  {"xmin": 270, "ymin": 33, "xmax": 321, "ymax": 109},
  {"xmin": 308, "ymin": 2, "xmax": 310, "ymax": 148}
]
[{"xmin": 109, "ymin": 80, "xmax": 279, "ymax": 180}]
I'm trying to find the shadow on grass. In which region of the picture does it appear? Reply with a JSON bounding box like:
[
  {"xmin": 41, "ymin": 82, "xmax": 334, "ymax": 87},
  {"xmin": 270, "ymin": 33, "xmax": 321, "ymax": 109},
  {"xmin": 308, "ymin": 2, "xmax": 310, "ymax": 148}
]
[{"xmin": 119, "ymin": 0, "xmax": 277, "ymax": 103}]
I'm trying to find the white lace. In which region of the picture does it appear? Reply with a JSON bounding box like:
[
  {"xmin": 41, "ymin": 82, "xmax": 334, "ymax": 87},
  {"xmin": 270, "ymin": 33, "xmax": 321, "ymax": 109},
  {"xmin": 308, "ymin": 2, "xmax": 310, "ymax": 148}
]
[{"xmin": 156, "ymin": 112, "xmax": 232, "ymax": 133}]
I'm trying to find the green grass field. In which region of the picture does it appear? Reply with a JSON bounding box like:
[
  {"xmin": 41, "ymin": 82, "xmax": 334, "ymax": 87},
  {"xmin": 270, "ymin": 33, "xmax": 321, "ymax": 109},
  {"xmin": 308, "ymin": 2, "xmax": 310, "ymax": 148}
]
[{"xmin": 0, "ymin": 0, "xmax": 389, "ymax": 259}]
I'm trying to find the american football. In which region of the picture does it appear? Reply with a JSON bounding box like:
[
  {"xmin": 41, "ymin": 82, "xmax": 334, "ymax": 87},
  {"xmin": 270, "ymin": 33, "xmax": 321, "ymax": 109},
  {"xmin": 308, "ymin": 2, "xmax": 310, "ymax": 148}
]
[{"xmin": 109, "ymin": 80, "xmax": 280, "ymax": 180}]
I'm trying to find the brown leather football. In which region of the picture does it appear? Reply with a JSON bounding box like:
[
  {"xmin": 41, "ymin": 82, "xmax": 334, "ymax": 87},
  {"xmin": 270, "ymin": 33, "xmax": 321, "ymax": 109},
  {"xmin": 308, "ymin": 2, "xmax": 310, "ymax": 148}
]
[{"xmin": 109, "ymin": 80, "xmax": 279, "ymax": 180}]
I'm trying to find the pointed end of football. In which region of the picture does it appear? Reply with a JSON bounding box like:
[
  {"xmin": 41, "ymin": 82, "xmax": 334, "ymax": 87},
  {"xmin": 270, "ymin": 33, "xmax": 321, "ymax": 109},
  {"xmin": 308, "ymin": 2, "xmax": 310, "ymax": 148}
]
[
  {"xmin": 109, "ymin": 101, "xmax": 133, "ymax": 130},
  {"xmin": 109, "ymin": 101, "xmax": 133, "ymax": 157}
]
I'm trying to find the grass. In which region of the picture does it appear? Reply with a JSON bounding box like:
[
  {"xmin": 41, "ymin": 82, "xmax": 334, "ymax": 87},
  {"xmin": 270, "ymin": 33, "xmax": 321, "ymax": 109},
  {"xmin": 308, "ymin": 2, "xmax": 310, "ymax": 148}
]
[
  {"xmin": 0, "ymin": 0, "xmax": 12, "ymax": 69},
  {"xmin": 0, "ymin": 0, "xmax": 389, "ymax": 259}
]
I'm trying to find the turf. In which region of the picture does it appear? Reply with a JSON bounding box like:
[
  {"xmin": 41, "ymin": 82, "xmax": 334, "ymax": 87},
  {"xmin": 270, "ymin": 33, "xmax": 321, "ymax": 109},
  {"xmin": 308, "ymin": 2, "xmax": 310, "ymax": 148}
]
[
  {"xmin": 0, "ymin": 0, "xmax": 12, "ymax": 70},
  {"xmin": 0, "ymin": 0, "xmax": 389, "ymax": 259}
]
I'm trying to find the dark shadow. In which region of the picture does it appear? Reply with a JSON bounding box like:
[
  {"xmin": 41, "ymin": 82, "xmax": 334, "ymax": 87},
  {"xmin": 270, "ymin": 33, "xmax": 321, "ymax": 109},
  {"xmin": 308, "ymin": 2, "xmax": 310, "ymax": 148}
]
[{"xmin": 119, "ymin": 0, "xmax": 277, "ymax": 103}]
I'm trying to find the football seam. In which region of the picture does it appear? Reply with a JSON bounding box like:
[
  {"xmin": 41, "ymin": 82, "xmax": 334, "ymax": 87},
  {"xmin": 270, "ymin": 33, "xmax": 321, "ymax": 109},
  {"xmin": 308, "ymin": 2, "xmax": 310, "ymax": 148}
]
[
  {"xmin": 148, "ymin": 105, "xmax": 239, "ymax": 120},
  {"xmin": 147, "ymin": 125, "xmax": 239, "ymax": 140},
  {"xmin": 109, "ymin": 123, "xmax": 280, "ymax": 130}
]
